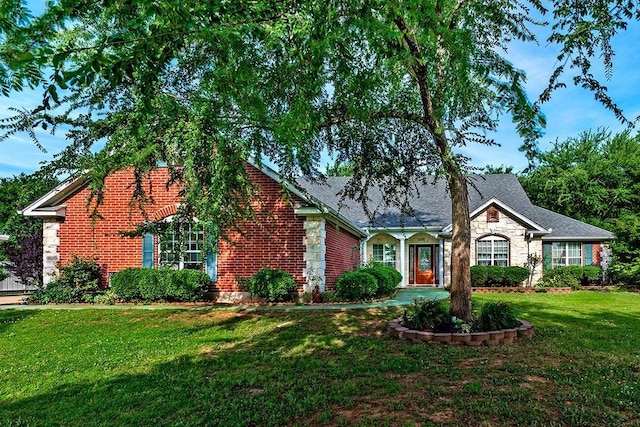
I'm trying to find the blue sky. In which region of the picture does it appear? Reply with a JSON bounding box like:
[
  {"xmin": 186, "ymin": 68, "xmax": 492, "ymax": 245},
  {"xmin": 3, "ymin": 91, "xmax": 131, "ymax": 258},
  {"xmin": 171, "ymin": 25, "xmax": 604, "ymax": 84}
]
[{"xmin": 1, "ymin": 4, "xmax": 639, "ymax": 178}]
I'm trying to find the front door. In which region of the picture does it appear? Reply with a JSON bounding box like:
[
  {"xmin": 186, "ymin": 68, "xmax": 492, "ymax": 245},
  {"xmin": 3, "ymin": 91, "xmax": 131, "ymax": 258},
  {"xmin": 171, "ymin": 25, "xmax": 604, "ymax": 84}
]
[{"xmin": 413, "ymin": 245, "xmax": 435, "ymax": 284}]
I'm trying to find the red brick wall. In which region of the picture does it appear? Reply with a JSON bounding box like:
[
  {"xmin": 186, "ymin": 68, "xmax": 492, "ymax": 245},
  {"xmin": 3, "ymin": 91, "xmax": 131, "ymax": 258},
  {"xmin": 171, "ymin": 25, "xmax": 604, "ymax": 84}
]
[
  {"xmin": 215, "ymin": 164, "xmax": 306, "ymax": 292},
  {"xmin": 324, "ymin": 222, "xmax": 361, "ymax": 290},
  {"xmin": 58, "ymin": 169, "xmax": 181, "ymax": 282},
  {"xmin": 57, "ymin": 165, "xmax": 307, "ymax": 292}
]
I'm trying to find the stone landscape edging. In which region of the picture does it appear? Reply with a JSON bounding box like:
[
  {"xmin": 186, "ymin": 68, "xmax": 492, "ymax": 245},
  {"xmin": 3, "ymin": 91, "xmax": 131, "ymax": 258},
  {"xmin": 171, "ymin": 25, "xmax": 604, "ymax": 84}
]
[{"xmin": 388, "ymin": 318, "xmax": 534, "ymax": 346}]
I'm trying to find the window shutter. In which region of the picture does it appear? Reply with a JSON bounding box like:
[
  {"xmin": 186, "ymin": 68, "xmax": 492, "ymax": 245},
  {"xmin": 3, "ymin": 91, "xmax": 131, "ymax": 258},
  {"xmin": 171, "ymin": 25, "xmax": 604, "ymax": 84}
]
[
  {"xmin": 584, "ymin": 243, "xmax": 593, "ymax": 265},
  {"xmin": 543, "ymin": 243, "xmax": 552, "ymax": 271},
  {"xmin": 142, "ymin": 233, "xmax": 154, "ymax": 268},
  {"xmin": 206, "ymin": 250, "xmax": 217, "ymax": 281}
]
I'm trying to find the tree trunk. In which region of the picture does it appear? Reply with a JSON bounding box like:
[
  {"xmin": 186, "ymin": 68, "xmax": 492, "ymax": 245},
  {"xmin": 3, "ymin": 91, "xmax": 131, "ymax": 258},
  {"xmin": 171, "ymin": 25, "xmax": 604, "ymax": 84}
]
[{"xmin": 446, "ymin": 165, "xmax": 472, "ymax": 321}]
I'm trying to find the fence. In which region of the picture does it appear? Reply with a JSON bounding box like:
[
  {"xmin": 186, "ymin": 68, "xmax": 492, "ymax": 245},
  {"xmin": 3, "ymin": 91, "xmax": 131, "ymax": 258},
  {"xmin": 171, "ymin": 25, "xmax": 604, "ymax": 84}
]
[{"xmin": 0, "ymin": 263, "xmax": 36, "ymax": 293}]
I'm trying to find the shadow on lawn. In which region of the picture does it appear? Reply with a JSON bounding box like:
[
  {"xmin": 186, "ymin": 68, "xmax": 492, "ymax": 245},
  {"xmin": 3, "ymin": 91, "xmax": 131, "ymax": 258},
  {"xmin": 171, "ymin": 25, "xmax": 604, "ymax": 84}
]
[
  {"xmin": 0, "ymin": 310, "xmax": 36, "ymax": 334},
  {"xmin": 0, "ymin": 309, "xmax": 410, "ymax": 427},
  {"xmin": 2, "ymin": 301, "xmax": 639, "ymax": 427}
]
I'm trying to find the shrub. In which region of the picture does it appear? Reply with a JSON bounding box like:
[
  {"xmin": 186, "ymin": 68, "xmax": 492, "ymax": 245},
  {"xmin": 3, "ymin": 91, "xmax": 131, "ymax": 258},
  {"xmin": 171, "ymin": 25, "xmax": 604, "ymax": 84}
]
[
  {"xmin": 110, "ymin": 268, "xmax": 145, "ymax": 301},
  {"xmin": 110, "ymin": 268, "xmax": 210, "ymax": 302},
  {"xmin": 470, "ymin": 266, "xmax": 489, "ymax": 287},
  {"xmin": 402, "ymin": 298, "xmax": 449, "ymax": 331},
  {"xmin": 41, "ymin": 256, "xmax": 102, "ymax": 303},
  {"xmin": 471, "ymin": 265, "xmax": 530, "ymax": 287},
  {"xmin": 609, "ymin": 260, "xmax": 640, "ymax": 287},
  {"xmin": 485, "ymin": 266, "xmax": 505, "ymax": 286},
  {"xmin": 539, "ymin": 267, "xmax": 587, "ymax": 290},
  {"xmin": 94, "ymin": 290, "xmax": 118, "ymax": 305},
  {"xmin": 167, "ymin": 269, "xmax": 210, "ymax": 302},
  {"xmin": 477, "ymin": 301, "xmax": 520, "ymax": 331},
  {"xmin": 247, "ymin": 268, "xmax": 297, "ymax": 302},
  {"xmin": 360, "ymin": 262, "xmax": 401, "ymax": 297},
  {"xmin": 502, "ymin": 266, "xmax": 530, "ymax": 286},
  {"xmin": 335, "ymin": 270, "xmax": 377, "ymax": 301}
]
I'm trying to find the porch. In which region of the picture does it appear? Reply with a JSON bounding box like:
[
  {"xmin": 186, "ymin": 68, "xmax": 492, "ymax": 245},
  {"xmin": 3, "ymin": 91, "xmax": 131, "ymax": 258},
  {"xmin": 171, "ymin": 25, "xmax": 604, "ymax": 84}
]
[{"xmin": 362, "ymin": 230, "xmax": 448, "ymax": 288}]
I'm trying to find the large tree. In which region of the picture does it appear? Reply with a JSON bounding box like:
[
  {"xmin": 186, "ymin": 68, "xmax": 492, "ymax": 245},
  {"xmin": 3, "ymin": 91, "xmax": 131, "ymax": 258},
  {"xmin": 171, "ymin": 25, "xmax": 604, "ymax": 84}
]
[{"xmin": 1, "ymin": 1, "xmax": 636, "ymax": 319}]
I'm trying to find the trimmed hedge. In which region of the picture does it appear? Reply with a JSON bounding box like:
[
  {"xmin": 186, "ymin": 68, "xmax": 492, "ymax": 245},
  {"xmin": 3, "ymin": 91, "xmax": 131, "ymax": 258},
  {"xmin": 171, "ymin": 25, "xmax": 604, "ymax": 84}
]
[
  {"xmin": 470, "ymin": 265, "xmax": 530, "ymax": 287},
  {"xmin": 359, "ymin": 262, "xmax": 402, "ymax": 297},
  {"xmin": 247, "ymin": 268, "xmax": 297, "ymax": 302},
  {"xmin": 110, "ymin": 268, "xmax": 210, "ymax": 302},
  {"xmin": 335, "ymin": 270, "xmax": 377, "ymax": 301}
]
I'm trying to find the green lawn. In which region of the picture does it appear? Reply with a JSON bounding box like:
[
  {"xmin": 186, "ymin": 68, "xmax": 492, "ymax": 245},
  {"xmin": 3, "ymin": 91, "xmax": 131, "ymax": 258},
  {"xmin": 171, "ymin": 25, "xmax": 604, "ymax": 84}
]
[{"xmin": 1, "ymin": 291, "xmax": 639, "ymax": 426}]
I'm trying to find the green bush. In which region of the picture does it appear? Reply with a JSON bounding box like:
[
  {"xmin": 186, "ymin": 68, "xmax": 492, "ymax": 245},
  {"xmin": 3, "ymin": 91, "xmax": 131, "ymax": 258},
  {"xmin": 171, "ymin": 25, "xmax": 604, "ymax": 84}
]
[
  {"xmin": 167, "ymin": 269, "xmax": 211, "ymax": 302},
  {"xmin": 110, "ymin": 268, "xmax": 210, "ymax": 302},
  {"xmin": 335, "ymin": 270, "xmax": 377, "ymax": 301},
  {"xmin": 470, "ymin": 266, "xmax": 489, "ymax": 287},
  {"xmin": 502, "ymin": 266, "xmax": 530, "ymax": 286},
  {"xmin": 477, "ymin": 301, "xmax": 520, "ymax": 331},
  {"xmin": 110, "ymin": 268, "xmax": 145, "ymax": 301},
  {"xmin": 402, "ymin": 298, "xmax": 449, "ymax": 331},
  {"xmin": 359, "ymin": 262, "xmax": 401, "ymax": 297},
  {"xmin": 542, "ymin": 266, "xmax": 602, "ymax": 287},
  {"xmin": 247, "ymin": 268, "xmax": 297, "ymax": 302},
  {"xmin": 540, "ymin": 266, "xmax": 603, "ymax": 289},
  {"xmin": 39, "ymin": 256, "xmax": 102, "ymax": 304},
  {"xmin": 609, "ymin": 260, "xmax": 640, "ymax": 287},
  {"xmin": 471, "ymin": 265, "xmax": 529, "ymax": 287}
]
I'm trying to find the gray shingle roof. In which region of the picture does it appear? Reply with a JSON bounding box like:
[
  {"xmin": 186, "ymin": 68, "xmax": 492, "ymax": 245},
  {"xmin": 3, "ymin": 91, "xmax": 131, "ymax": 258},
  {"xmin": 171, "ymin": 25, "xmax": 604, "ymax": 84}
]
[{"xmin": 300, "ymin": 174, "xmax": 615, "ymax": 240}]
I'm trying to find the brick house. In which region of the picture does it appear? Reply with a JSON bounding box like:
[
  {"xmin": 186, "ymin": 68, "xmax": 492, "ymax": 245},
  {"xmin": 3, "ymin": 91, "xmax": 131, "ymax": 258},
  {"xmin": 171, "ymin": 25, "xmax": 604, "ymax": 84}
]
[{"xmin": 22, "ymin": 164, "xmax": 614, "ymax": 300}]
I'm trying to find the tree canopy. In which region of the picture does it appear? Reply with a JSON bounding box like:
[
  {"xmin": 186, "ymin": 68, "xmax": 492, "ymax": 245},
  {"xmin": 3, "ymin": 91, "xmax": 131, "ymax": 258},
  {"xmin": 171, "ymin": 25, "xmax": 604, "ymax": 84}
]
[
  {"xmin": 521, "ymin": 128, "xmax": 640, "ymax": 284},
  {"xmin": 1, "ymin": 0, "xmax": 638, "ymax": 317}
]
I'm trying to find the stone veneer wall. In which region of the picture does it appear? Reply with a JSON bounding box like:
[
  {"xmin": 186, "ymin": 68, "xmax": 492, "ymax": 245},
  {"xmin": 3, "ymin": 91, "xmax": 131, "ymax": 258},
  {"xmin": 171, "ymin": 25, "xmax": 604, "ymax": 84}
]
[
  {"xmin": 42, "ymin": 219, "xmax": 61, "ymax": 285},
  {"xmin": 302, "ymin": 216, "xmax": 326, "ymax": 292},
  {"xmin": 470, "ymin": 206, "xmax": 543, "ymax": 284}
]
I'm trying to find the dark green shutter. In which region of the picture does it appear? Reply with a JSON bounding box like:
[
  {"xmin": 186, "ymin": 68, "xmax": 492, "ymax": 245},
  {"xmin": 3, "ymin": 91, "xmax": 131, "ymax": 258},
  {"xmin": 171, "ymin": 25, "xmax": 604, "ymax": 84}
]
[
  {"xmin": 142, "ymin": 233, "xmax": 154, "ymax": 268},
  {"xmin": 543, "ymin": 243, "xmax": 552, "ymax": 272},
  {"xmin": 206, "ymin": 249, "xmax": 217, "ymax": 281},
  {"xmin": 584, "ymin": 243, "xmax": 593, "ymax": 266}
]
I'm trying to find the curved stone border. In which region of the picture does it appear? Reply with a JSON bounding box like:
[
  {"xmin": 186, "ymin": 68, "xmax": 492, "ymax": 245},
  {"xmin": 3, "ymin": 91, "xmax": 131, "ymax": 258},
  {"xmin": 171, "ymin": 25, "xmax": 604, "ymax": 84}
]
[{"xmin": 388, "ymin": 318, "xmax": 534, "ymax": 346}]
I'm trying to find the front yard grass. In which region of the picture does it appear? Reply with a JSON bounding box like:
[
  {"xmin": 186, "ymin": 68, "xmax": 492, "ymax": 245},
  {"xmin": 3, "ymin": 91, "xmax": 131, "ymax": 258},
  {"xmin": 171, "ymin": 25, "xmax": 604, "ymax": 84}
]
[{"xmin": 1, "ymin": 291, "xmax": 639, "ymax": 426}]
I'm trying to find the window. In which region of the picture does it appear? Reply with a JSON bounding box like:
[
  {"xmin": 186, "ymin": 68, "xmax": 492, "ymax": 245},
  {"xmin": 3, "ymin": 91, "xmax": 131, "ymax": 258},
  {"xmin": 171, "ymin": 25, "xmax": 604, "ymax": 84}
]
[
  {"xmin": 159, "ymin": 222, "xmax": 205, "ymax": 270},
  {"xmin": 372, "ymin": 243, "xmax": 396, "ymax": 267},
  {"xmin": 487, "ymin": 206, "xmax": 500, "ymax": 222},
  {"xmin": 476, "ymin": 236, "xmax": 509, "ymax": 266},
  {"xmin": 551, "ymin": 242, "xmax": 582, "ymax": 267}
]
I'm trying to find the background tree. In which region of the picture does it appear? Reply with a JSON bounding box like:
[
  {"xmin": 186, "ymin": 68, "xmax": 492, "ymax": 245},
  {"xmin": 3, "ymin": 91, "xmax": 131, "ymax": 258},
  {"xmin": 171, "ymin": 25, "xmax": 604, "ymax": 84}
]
[
  {"xmin": 326, "ymin": 161, "xmax": 354, "ymax": 177},
  {"xmin": 0, "ymin": 172, "xmax": 58, "ymax": 285},
  {"xmin": 1, "ymin": 1, "xmax": 638, "ymax": 318},
  {"xmin": 520, "ymin": 128, "xmax": 640, "ymax": 284}
]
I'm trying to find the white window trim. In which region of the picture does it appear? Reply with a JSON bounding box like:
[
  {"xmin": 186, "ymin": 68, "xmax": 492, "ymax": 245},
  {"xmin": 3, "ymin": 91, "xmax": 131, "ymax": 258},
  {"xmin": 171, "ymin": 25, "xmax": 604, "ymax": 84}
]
[
  {"xmin": 372, "ymin": 243, "xmax": 396, "ymax": 268},
  {"xmin": 551, "ymin": 242, "xmax": 583, "ymax": 268},
  {"xmin": 476, "ymin": 235, "xmax": 510, "ymax": 266}
]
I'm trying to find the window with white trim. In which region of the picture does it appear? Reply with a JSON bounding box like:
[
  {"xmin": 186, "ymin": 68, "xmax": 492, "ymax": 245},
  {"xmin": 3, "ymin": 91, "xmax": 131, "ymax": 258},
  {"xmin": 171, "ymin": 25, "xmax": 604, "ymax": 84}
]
[
  {"xmin": 476, "ymin": 236, "xmax": 509, "ymax": 266},
  {"xmin": 159, "ymin": 222, "xmax": 205, "ymax": 270},
  {"xmin": 372, "ymin": 243, "xmax": 396, "ymax": 267},
  {"xmin": 552, "ymin": 242, "xmax": 582, "ymax": 267}
]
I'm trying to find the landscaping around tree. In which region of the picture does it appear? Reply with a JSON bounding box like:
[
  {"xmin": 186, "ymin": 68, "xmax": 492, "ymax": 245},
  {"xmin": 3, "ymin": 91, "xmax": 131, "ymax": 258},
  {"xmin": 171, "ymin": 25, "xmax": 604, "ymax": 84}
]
[{"xmin": 1, "ymin": 291, "xmax": 640, "ymax": 426}]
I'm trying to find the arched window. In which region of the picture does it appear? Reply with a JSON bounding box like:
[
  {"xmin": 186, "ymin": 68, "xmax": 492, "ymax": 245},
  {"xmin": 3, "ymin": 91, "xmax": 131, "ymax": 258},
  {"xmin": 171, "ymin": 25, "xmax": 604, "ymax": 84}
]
[{"xmin": 477, "ymin": 235, "xmax": 509, "ymax": 266}]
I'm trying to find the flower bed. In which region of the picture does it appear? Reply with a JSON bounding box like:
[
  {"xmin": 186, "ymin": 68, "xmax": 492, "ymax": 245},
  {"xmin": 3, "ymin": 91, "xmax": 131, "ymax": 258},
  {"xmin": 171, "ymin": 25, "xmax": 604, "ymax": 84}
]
[{"xmin": 388, "ymin": 318, "xmax": 534, "ymax": 346}]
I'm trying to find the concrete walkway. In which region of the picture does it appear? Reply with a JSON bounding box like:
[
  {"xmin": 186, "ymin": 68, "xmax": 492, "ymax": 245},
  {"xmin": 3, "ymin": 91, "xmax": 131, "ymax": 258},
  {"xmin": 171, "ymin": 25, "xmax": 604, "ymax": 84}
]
[{"xmin": 0, "ymin": 288, "xmax": 449, "ymax": 311}]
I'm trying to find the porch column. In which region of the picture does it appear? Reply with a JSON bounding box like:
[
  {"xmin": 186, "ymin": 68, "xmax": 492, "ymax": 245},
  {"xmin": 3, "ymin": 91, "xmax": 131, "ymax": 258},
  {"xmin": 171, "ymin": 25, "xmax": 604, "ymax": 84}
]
[
  {"xmin": 42, "ymin": 219, "xmax": 61, "ymax": 286},
  {"xmin": 361, "ymin": 238, "xmax": 367, "ymax": 265},
  {"xmin": 438, "ymin": 238, "xmax": 445, "ymax": 288},
  {"xmin": 302, "ymin": 216, "xmax": 326, "ymax": 292},
  {"xmin": 399, "ymin": 236, "xmax": 406, "ymax": 288}
]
